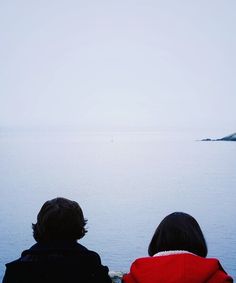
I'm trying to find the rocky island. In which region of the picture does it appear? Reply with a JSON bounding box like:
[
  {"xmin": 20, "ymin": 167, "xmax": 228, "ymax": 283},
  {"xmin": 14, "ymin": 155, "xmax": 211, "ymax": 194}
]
[{"xmin": 202, "ymin": 133, "xmax": 236, "ymax": 142}]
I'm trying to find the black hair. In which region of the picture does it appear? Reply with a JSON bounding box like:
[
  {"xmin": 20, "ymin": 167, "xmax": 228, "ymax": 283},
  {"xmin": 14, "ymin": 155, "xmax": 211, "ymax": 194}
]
[
  {"xmin": 148, "ymin": 212, "xmax": 207, "ymax": 257},
  {"xmin": 32, "ymin": 197, "xmax": 87, "ymax": 243}
]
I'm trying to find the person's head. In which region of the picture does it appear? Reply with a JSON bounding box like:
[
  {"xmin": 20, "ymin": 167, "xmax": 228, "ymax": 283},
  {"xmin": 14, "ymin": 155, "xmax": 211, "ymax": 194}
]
[
  {"xmin": 148, "ymin": 212, "xmax": 207, "ymax": 257},
  {"xmin": 32, "ymin": 197, "xmax": 87, "ymax": 243}
]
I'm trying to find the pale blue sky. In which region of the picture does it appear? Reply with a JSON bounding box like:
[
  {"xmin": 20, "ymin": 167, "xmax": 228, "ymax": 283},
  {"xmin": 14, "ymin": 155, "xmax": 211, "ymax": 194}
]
[{"xmin": 1, "ymin": 0, "xmax": 235, "ymax": 132}]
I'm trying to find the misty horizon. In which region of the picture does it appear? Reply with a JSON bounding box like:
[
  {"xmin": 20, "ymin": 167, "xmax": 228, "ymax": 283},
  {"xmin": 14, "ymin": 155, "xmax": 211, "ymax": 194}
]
[{"xmin": 1, "ymin": 1, "xmax": 235, "ymax": 134}]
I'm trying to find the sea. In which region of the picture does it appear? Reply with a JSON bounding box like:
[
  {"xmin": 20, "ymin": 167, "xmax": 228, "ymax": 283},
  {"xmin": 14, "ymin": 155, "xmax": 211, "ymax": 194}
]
[{"xmin": 0, "ymin": 129, "xmax": 235, "ymax": 280}]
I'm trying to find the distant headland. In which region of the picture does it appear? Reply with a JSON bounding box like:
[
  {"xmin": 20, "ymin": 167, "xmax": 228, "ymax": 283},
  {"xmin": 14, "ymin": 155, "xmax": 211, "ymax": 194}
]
[{"xmin": 202, "ymin": 133, "xmax": 236, "ymax": 142}]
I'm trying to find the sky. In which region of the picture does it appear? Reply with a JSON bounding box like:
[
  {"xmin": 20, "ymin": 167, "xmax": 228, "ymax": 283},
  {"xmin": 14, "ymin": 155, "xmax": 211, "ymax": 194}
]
[{"xmin": 0, "ymin": 0, "xmax": 235, "ymax": 133}]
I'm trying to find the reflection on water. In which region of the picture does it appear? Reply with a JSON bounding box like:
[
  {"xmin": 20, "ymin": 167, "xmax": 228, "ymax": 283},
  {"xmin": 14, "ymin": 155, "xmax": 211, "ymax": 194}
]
[{"xmin": 0, "ymin": 130, "xmax": 235, "ymax": 280}]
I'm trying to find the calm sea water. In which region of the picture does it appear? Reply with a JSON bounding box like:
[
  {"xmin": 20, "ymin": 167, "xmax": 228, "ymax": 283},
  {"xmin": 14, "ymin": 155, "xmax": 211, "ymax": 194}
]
[{"xmin": 0, "ymin": 130, "xmax": 235, "ymax": 280}]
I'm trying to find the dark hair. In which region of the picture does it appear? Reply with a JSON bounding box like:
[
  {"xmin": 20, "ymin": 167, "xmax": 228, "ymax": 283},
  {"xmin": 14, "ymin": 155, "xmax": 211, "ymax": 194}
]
[
  {"xmin": 32, "ymin": 197, "xmax": 87, "ymax": 243},
  {"xmin": 148, "ymin": 212, "xmax": 207, "ymax": 257}
]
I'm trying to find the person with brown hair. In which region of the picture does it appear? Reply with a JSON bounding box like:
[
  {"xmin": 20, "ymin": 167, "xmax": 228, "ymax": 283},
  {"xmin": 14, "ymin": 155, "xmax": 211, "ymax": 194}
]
[{"xmin": 3, "ymin": 197, "xmax": 112, "ymax": 283}]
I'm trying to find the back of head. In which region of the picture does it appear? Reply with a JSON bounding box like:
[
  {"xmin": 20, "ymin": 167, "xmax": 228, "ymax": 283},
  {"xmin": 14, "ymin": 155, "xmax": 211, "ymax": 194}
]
[
  {"xmin": 32, "ymin": 197, "xmax": 87, "ymax": 243},
  {"xmin": 148, "ymin": 212, "xmax": 207, "ymax": 257}
]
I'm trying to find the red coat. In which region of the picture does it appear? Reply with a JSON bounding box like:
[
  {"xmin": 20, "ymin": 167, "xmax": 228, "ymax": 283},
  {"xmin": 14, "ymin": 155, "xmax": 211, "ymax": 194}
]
[{"xmin": 123, "ymin": 252, "xmax": 233, "ymax": 283}]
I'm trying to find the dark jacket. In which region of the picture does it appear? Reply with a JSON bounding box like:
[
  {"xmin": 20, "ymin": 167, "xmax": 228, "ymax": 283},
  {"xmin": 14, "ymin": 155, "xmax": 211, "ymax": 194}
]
[{"xmin": 2, "ymin": 241, "xmax": 112, "ymax": 283}]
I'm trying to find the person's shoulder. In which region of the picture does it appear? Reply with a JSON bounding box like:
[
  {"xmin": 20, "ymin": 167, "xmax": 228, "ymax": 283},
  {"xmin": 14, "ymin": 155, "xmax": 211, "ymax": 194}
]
[
  {"xmin": 75, "ymin": 243, "xmax": 102, "ymax": 262},
  {"xmin": 5, "ymin": 258, "xmax": 21, "ymax": 268},
  {"xmin": 205, "ymin": 257, "xmax": 233, "ymax": 282},
  {"xmin": 75, "ymin": 243, "xmax": 98, "ymax": 255},
  {"xmin": 129, "ymin": 256, "xmax": 154, "ymax": 268}
]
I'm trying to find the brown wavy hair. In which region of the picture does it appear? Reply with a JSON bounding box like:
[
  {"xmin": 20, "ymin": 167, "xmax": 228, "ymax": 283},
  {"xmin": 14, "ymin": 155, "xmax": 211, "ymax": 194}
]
[{"xmin": 32, "ymin": 197, "xmax": 87, "ymax": 243}]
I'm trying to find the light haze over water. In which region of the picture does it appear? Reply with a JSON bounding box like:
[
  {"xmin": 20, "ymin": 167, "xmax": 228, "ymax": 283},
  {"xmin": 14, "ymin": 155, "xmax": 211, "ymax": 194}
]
[
  {"xmin": 1, "ymin": 1, "xmax": 236, "ymax": 132},
  {"xmin": 1, "ymin": 0, "xmax": 236, "ymax": 280},
  {"xmin": 0, "ymin": 130, "xmax": 235, "ymax": 280}
]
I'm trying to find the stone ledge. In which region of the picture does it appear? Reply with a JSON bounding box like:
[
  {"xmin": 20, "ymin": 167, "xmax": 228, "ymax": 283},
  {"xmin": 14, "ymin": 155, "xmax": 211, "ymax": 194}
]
[{"xmin": 109, "ymin": 271, "xmax": 124, "ymax": 283}]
